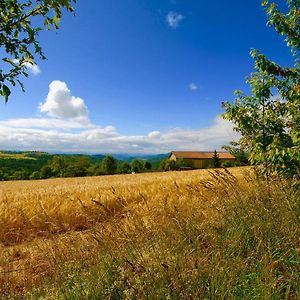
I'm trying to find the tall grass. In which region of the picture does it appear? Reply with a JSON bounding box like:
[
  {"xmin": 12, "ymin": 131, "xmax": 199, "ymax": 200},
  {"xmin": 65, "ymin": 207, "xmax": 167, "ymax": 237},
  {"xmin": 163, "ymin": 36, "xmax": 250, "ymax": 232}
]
[{"xmin": 0, "ymin": 168, "xmax": 299, "ymax": 299}]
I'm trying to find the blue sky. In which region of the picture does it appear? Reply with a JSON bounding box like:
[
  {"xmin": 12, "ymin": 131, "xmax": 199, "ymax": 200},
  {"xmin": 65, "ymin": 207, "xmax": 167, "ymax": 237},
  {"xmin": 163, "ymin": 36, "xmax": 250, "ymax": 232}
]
[{"xmin": 0, "ymin": 0, "xmax": 292, "ymax": 153}]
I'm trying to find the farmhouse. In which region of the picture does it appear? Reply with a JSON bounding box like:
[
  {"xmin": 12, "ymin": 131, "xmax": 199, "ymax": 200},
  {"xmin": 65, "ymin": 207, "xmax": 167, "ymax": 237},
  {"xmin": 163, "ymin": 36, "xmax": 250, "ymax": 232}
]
[{"xmin": 169, "ymin": 151, "xmax": 235, "ymax": 169}]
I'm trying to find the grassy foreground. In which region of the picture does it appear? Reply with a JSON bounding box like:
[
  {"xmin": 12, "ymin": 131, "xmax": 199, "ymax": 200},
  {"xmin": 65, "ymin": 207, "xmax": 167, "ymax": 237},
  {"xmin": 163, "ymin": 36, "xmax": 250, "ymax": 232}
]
[{"xmin": 0, "ymin": 167, "xmax": 299, "ymax": 299}]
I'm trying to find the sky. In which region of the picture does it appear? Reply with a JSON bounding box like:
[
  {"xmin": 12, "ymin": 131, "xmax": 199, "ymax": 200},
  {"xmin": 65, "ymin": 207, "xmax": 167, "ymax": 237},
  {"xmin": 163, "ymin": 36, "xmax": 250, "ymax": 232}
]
[{"xmin": 0, "ymin": 0, "xmax": 293, "ymax": 154}]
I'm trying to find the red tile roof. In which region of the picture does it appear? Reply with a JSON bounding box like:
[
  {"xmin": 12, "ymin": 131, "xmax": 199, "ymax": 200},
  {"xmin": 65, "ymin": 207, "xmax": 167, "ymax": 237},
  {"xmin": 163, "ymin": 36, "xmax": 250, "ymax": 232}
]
[{"xmin": 170, "ymin": 151, "xmax": 235, "ymax": 159}]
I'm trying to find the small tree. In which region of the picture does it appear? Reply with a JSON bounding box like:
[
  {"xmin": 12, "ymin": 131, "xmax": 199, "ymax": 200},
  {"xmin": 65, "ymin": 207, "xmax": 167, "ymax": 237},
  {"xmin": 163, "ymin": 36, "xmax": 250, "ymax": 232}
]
[
  {"xmin": 159, "ymin": 158, "xmax": 167, "ymax": 171},
  {"xmin": 143, "ymin": 161, "xmax": 152, "ymax": 171},
  {"xmin": 211, "ymin": 150, "xmax": 221, "ymax": 168},
  {"xmin": 131, "ymin": 159, "xmax": 143, "ymax": 173},
  {"xmin": 49, "ymin": 156, "xmax": 68, "ymax": 177},
  {"xmin": 40, "ymin": 165, "xmax": 52, "ymax": 179},
  {"xmin": 164, "ymin": 159, "xmax": 177, "ymax": 171},
  {"xmin": 72, "ymin": 156, "xmax": 90, "ymax": 177},
  {"xmin": 117, "ymin": 161, "xmax": 131, "ymax": 174},
  {"xmin": 222, "ymin": 0, "xmax": 300, "ymax": 179},
  {"xmin": 86, "ymin": 163, "xmax": 103, "ymax": 176},
  {"xmin": 101, "ymin": 155, "xmax": 117, "ymax": 175}
]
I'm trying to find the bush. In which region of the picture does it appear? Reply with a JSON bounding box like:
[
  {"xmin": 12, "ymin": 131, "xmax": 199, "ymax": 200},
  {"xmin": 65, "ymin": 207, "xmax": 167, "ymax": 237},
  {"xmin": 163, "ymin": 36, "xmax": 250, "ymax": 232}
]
[
  {"xmin": 29, "ymin": 171, "xmax": 40, "ymax": 180},
  {"xmin": 221, "ymin": 161, "xmax": 234, "ymax": 168}
]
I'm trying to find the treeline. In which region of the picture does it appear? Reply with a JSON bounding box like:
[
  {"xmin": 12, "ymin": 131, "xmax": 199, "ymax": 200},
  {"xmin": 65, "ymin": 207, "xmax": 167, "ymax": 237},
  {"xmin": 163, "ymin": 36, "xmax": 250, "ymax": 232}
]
[
  {"xmin": 0, "ymin": 149, "xmax": 248, "ymax": 181},
  {"xmin": 0, "ymin": 154, "xmax": 155, "ymax": 181}
]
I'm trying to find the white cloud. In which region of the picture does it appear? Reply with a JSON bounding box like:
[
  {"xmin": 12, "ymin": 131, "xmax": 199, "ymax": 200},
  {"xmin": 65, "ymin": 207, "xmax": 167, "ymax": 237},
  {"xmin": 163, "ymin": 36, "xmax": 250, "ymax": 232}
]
[
  {"xmin": 148, "ymin": 131, "xmax": 161, "ymax": 139},
  {"xmin": 166, "ymin": 11, "xmax": 184, "ymax": 29},
  {"xmin": 25, "ymin": 62, "xmax": 41, "ymax": 75},
  {"xmin": 0, "ymin": 118, "xmax": 93, "ymax": 130},
  {"xmin": 39, "ymin": 80, "xmax": 89, "ymax": 124},
  {"xmin": 189, "ymin": 83, "xmax": 198, "ymax": 91},
  {"xmin": 0, "ymin": 115, "xmax": 239, "ymax": 154}
]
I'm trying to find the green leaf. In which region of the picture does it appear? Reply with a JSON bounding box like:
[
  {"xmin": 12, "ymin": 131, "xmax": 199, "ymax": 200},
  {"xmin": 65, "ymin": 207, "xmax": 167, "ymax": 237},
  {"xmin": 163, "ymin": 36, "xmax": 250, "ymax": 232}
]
[{"xmin": 2, "ymin": 85, "xmax": 11, "ymax": 103}]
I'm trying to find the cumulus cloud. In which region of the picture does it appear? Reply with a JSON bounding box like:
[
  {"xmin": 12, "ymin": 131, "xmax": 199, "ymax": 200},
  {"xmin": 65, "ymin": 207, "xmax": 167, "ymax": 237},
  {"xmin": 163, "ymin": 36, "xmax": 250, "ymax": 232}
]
[
  {"xmin": 39, "ymin": 81, "xmax": 89, "ymax": 124},
  {"xmin": 189, "ymin": 83, "xmax": 198, "ymax": 91},
  {"xmin": 166, "ymin": 11, "xmax": 184, "ymax": 29}
]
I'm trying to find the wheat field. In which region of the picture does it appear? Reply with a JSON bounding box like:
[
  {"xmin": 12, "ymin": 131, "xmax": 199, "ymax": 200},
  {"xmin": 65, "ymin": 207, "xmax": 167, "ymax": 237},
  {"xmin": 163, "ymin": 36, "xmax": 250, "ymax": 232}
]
[{"xmin": 0, "ymin": 167, "xmax": 299, "ymax": 299}]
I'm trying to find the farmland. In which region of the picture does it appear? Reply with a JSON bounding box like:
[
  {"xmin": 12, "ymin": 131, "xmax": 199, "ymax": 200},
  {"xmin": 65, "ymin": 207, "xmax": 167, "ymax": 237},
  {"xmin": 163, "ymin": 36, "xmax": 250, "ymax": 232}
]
[
  {"xmin": 0, "ymin": 167, "xmax": 299, "ymax": 299},
  {"xmin": 0, "ymin": 153, "xmax": 36, "ymax": 160}
]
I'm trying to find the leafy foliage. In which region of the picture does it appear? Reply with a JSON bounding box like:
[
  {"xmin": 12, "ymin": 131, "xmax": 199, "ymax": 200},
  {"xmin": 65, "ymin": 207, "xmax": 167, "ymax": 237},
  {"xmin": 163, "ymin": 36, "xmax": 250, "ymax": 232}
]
[
  {"xmin": 222, "ymin": 141, "xmax": 249, "ymax": 166},
  {"xmin": 0, "ymin": 0, "xmax": 75, "ymax": 102},
  {"xmin": 0, "ymin": 152, "xmax": 159, "ymax": 180},
  {"xmin": 117, "ymin": 161, "xmax": 131, "ymax": 174},
  {"xmin": 143, "ymin": 160, "xmax": 152, "ymax": 171},
  {"xmin": 222, "ymin": 0, "xmax": 300, "ymax": 179},
  {"xmin": 130, "ymin": 159, "xmax": 143, "ymax": 173},
  {"xmin": 101, "ymin": 155, "xmax": 117, "ymax": 175}
]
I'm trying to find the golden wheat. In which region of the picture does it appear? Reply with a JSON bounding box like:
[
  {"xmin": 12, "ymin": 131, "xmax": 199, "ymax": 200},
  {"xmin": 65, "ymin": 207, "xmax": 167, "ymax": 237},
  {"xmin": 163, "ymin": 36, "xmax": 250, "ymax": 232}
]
[{"xmin": 1, "ymin": 166, "xmax": 298, "ymax": 299}]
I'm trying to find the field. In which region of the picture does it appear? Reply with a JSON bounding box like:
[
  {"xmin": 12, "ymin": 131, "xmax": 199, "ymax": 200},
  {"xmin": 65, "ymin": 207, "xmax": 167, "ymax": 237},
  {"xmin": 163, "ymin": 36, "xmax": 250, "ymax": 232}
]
[
  {"xmin": 0, "ymin": 167, "xmax": 299, "ymax": 299},
  {"xmin": 0, "ymin": 153, "xmax": 36, "ymax": 160}
]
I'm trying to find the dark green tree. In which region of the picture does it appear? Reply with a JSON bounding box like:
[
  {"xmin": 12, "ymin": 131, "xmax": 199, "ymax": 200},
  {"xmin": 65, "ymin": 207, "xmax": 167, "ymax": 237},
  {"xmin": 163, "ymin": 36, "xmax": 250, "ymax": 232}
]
[
  {"xmin": 0, "ymin": 0, "xmax": 75, "ymax": 102},
  {"xmin": 86, "ymin": 163, "xmax": 102, "ymax": 176},
  {"xmin": 131, "ymin": 159, "xmax": 143, "ymax": 173},
  {"xmin": 143, "ymin": 160, "xmax": 152, "ymax": 171},
  {"xmin": 40, "ymin": 165, "xmax": 52, "ymax": 179},
  {"xmin": 0, "ymin": 170, "xmax": 5, "ymax": 180},
  {"xmin": 222, "ymin": 0, "xmax": 300, "ymax": 178},
  {"xmin": 101, "ymin": 155, "xmax": 117, "ymax": 175},
  {"xmin": 117, "ymin": 161, "xmax": 131, "ymax": 174},
  {"xmin": 211, "ymin": 150, "xmax": 221, "ymax": 168},
  {"xmin": 159, "ymin": 158, "xmax": 167, "ymax": 171},
  {"xmin": 71, "ymin": 156, "xmax": 90, "ymax": 177},
  {"xmin": 49, "ymin": 156, "xmax": 68, "ymax": 177}
]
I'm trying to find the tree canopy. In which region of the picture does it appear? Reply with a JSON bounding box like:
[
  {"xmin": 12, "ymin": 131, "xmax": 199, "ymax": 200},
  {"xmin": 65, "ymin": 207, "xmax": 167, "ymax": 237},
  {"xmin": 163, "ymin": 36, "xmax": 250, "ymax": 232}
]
[
  {"xmin": 223, "ymin": 0, "xmax": 300, "ymax": 179},
  {"xmin": 0, "ymin": 0, "xmax": 75, "ymax": 102}
]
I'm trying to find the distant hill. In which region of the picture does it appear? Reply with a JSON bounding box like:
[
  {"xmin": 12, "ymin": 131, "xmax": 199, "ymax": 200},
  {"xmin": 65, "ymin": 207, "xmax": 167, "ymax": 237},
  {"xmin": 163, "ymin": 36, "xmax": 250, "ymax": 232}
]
[
  {"xmin": 0, "ymin": 150, "xmax": 168, "ymax": 162},
  {"xmin": 0, "ymin": 151, "xmax": 169, "ymax": 180},
  {"xmin": 110, "ymin": 153, "xmax": 169, "ymax": 169},
  {"xmin": 112, "ymin": 153, "xmax": 169, "ymax": 162}
]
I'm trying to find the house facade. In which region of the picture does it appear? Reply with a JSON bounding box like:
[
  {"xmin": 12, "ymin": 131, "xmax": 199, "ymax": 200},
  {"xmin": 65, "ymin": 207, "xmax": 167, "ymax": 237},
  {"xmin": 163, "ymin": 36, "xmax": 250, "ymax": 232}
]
[{"xmin": 169, "ymin": 151, "xmax": 235, "ymax": 169}]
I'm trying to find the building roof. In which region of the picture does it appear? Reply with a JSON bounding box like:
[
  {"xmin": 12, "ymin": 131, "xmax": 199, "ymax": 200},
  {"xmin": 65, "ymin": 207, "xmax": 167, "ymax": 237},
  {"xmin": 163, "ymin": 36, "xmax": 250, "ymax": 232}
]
[{"xmin": 170, "ymin": 151, "xmax": 235, "ymax": 159}]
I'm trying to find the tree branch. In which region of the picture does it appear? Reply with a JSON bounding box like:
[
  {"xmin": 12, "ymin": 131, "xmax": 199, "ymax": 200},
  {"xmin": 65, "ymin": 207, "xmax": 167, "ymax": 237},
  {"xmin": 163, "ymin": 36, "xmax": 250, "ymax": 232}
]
[{"xmin": 0, "ymin": 6, "xmax": 43, "ymax": 32}]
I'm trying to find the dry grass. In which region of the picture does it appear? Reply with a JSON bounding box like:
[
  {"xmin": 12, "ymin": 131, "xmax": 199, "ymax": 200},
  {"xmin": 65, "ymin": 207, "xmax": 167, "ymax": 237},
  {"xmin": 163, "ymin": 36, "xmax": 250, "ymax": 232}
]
[
  {"xmin": 0, "ymin": 167, "xmax": 247, "ymax": 246},
  {"xmin": 0, "ymin": 167, "xmax": 299, "ymax": 299}
]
